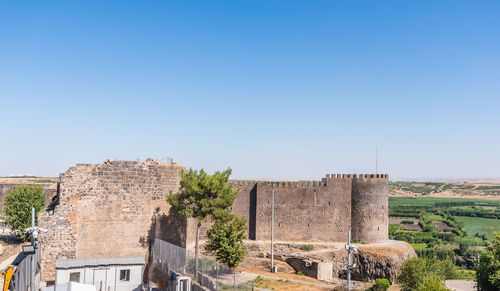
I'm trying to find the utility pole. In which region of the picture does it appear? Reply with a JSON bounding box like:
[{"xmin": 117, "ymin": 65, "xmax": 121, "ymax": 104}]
[
  {"xmin": 270, "ymin": 182, "xmax": 275, "ymax": 273},
  {"xmin": 376, "ymin": 147, "xmax": 378, "ymax": 174},
  {"xmin": 345, "ymin": 230, "xmax": 357, "ymax": 291}
]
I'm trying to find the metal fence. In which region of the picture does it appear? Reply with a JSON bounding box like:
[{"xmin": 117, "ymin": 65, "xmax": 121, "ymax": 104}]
[
  {"xmin": 186, "ymin": 250, "xmax": 255, "ymax": 291},
  {"xmin": 152, "ymin": 238, "xmax": 187, "ymax": 273},
  {"xmin": 12, "ymin": 248, "xmax": 40, "ymax": 291},
  {"xmin": 152, "ymin": 239, "xmax": 256, "ymax": 291}
]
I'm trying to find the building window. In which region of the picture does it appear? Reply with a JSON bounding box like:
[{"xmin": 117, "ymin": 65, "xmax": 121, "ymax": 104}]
[
  {"xmin": 120, "ymin": 269, "xmax": 130, "ymax": 281},
  {"xmin": 69, "ymin": 272, "xmax": 80, "ymax": 283}
]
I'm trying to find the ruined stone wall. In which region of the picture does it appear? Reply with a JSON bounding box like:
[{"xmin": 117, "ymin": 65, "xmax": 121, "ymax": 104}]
[
  {"xmin": 351, "ymin": 174, "xmax": 389, "ymax": 243},
  {"xmin": 38, "ymin": 160, "xmax": 184, "ymax": 282}
]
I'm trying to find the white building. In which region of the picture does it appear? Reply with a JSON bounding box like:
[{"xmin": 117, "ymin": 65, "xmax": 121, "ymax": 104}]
[{"xmin": 55, "ymin": 257, "xmax": 144, "ymax": 291}]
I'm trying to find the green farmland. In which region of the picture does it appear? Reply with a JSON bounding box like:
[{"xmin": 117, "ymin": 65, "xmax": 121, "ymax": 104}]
[
  {"xmin": 455, "ymin": 216, "xmax": 500, "ymax": 240},
  {"xmin": 389, "ymin": 195, "xmax": 500, "ymax": 275}
]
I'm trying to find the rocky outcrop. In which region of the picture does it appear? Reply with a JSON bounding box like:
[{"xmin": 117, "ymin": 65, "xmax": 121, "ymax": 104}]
[
  {"xmin": 287, "ymin": 240, "xmax": 415, "ymax": 283},
  {"xmin": 242, "ymin": 240, "xmax": 416, "ymax": 283}
]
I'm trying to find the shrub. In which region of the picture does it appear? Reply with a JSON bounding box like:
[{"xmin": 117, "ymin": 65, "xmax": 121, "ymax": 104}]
[
  {"xmin": 368, "ymin": 278, "xmax": 390, "ymax": 291},
  {"xmin": 296, "ymin": 270, "xmax": 305, "ymax": 276},
  {"xmin": 300, "ymin": 244, "xmax": 314, "ymax": 251},
  {"xmin": 416, "ymin": 274, "xmax": 449, "ymax": 291},
  {"xmin": 398, "ymin": 257, "xmax": 459, "ymax": 291},
  {"xmin": 254, "ymin": 276, "xmax": 263, "ymax": 284},
  {"xmin": 401, "ymin": 220, "xmax": 414, "ymax": 224}
]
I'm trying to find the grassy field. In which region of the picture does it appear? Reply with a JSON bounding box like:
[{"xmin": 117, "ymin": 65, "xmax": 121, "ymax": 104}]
[
  {"xmin": 454, "ymin": 216, "xmax": 500, "ymax": 240},
  {"xmin": 427, "ymin": 214, "xmax": 443, "ymax": 220}
]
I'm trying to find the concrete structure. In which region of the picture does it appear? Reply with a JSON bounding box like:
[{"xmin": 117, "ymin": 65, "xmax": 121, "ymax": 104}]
[
  {"xmin": 38, "ymin": 159, "xmax": 388, "ymax": 283},
  {"xmin": 55, "ymin": 257, "xmax": 144, "ymax": 291}
]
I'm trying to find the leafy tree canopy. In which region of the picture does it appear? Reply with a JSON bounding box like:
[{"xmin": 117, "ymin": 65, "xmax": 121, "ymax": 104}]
[
  {"xmin": 3, "ymin": 184, "xmax": 45, "ymax": 239},
  {"xmin": 476, "ymin": 232, "xmax": 500, "ymax": 290},
  {"xmin": 398, "ymin": 257, "xmax": 456, "ymax": 291},
  {"xmin": 206, "ymin": 209, "xmax": 247, "ymax": 268},
  {"xmin": 167, "ymin": 168, "xmax": 239, "ymax": 224}
]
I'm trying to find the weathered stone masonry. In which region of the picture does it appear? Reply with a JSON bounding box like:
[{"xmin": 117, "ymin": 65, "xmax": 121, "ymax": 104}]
[
  {"xmin": 38, "ymin": 159, "xmax": 388, "ymax": 283},
  {"xmin": 38, "ymin": 159, "xmax": 185, "ymax": 282},
  {"xmin": 228, "ymin": 174, "xmax": 388, "ymax": 243}
]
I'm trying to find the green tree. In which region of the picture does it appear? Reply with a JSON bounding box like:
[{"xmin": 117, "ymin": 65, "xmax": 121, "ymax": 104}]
[
  {"xmin": 398, "ymin": 257, "xmax": 428, "ymax": 290},
  {"xmin": 3, "ymin": 184, "xmax": 45, "ymax": 240},
  {"xmin": 398, "ymin": 257, "xmax": 456, "ymax": 291},
  {"xmin": 166, "ymin": 168, "xmax": 239, "ymax": 278},
  {"xmin": 476, "ymin": 232, "xmax": 500, "ymax": 290},
  {"xmin": 416, "ymin": 274, "xmax": 449, "ymax": 291},
  {"xmin": 205, "ymin": 210, "xmax": 247, "ymax": 267}
]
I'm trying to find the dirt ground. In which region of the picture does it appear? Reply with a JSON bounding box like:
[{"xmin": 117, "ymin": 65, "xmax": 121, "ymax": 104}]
[
  {"xmin": 445, "ymin": 280, "xmax": 476, "ymax": 291},
  {"xmin": 432, "ymin": 221, "xmax": 451, "ymax": 231},
  {"xmin": 0, "ymin": 228, "xmax": 23, "ymax": 270}
]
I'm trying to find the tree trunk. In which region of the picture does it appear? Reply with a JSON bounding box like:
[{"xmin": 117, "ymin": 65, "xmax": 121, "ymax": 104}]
[{"xmin": 195, "ymin": 222, "xmax": 200, "ymax": 281}]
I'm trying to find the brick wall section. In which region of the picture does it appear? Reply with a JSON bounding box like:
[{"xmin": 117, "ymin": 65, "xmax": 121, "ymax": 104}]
[{"xmin": 38, "ymin": 159, "xmax": 184, "ymax": 282}]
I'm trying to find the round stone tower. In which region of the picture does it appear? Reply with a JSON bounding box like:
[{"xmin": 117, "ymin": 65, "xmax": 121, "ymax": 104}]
[{"xmin": 351, "ymin": 174, "xmax": 389, "ymax": 243}]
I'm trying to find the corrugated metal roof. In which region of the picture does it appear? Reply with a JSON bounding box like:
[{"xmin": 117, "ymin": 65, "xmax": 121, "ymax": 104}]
[{"xmin": 56, "ymin": 257, "xmax": 145, "ymax": 269}]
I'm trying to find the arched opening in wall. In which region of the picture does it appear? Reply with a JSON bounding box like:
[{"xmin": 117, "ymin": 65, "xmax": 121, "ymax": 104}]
[
  {"xmin": 283, "ymin": 201, "xmax": 285, "ymax": 204},
  {"xmin": 329, "ymin": 201, "xmax": 330, "ymax": 205},
  {"xmin": 378, "ymin": 226, "xmax": 380, "ymax": 231},
  {"xmin": 278, "ymin": 223, "xmax": 281, "ymax": 227}
]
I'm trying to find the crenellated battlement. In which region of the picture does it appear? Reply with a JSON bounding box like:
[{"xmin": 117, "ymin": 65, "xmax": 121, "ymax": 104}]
[
  {"xmin": 323, "ymin": 173, "xmax": 388, "ymax": 180},
  {"xmin": 353, "ymin": 173, "xmax": 389, "ymax": 179},
  {"xmin": 229, "ymin": 180, "xmax": 324, "ymax": 187}
]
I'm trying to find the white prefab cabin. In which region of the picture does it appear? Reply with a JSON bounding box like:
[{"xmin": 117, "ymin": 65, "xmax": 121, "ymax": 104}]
[{"xmin": 55, "ymin": 257, "xmax": 144, "ymax": 291}]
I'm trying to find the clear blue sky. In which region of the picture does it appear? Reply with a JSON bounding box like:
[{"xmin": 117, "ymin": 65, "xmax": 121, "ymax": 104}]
[{"xmin": 1, "ymin": 1, "xmax": 499, "ymax": 180}]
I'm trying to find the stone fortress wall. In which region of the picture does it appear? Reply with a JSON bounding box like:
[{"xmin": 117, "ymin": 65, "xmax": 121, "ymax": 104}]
[
  {"xmin": 38, "ymin": 159, "xmax": 185, "ymax": 282},
  {"xmin": 229, "ymin": 174, "xmax": 388, "ymax": 243},
  {"xmin": 35, "ymin": 159, "xmax": 388, "ymax": 282}
]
